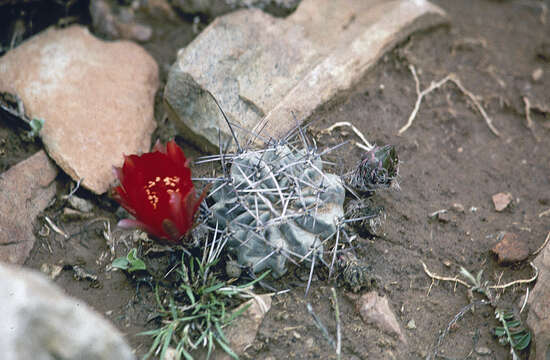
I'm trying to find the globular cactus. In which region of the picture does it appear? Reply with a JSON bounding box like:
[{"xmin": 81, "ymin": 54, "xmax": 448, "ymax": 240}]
[{"xmin": 208, "ymin": 143, "xmax": 345, "ymax": 277}]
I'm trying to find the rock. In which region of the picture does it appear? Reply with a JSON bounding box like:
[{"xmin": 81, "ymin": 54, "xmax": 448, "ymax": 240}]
[
  {"xmin": 527, "ymin": 239, "xmax": 550, "ymax": 360},
  {"xmin": 0, "ymin": 25, "xmax": 158, "ymax": 194},
  {"xmin": 475, "ymin": 346, "xmax": 492, "ymax": 356},
  {"xmin": 0, "ymin": 263, "xmax": 135, "ymax": 360},
  {"xmin": 492, "ymin": 192, "xmax": 513, "ymax": 212},
  {"xmin": 491, "ymin": 232, "xmax": 529, "ymax": 264},
  {"xmin": 165, "ymin": 0, "xmax": 446, "ymax": 151},
  {"xmin": 40, "ymin": 263, "xmax": 63, "ymax": 280},
  {"xmin": 532, "ymin": 67, "xmax": 544, "ymax": 82},
  {"xmin": 90, "ymin": 0, "xmax": 153, "ymax": 42},
  {"xmin": 171, "ymin": 0, "xmax": 301, "ymax": 18},
  {"xmin": 0, "ymin": 151, "xmax": 57, "ymax": 264},
  {"xmin": 451, "ymin": 203, "xmax": 465, "ymax": 213},
  {"xmin": 210, "ymin": 294, "xmax": 272, "ymax": 359},
  {"xmin": 67, "ymin": 195, "xmax": 94, "ymax": 212},
  {"xmin": 356, "ymin": 291, "xmax": 406, "ymax": 343}
]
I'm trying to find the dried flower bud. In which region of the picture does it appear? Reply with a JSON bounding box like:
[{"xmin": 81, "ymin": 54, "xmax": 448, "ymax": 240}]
[{"xmin": 345, "ymin": 145, "xmax": 398, "ymax": 194}]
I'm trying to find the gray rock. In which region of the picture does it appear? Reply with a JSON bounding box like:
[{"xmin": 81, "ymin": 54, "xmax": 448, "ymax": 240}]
[
  {"xmin": 0, "ymin": 263, "xmax": 135, "ymax": 360},
  {"xmin": 67, "ymin": 195, "xmax": 94, "ymax": 213},
  {"xmin": 527, "ymin": 238, "xmax": 550, "ymax": 360},
  {"xmin": 165, "ymin": 0, "xmax": 446, "ymax": 152},
  {"xmin": 0, "ymin": 151, "xmax": 57, "ymax": 264},
  {"xmin": 0, "ymin": 25, "xmax": 158, "ymax": 194},
  {"xmin": 171, "ymin": 0, "xmax": 300, "ymax": 18}
]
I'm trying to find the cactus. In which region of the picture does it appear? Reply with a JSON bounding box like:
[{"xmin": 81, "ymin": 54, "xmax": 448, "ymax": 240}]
[
  {"xmin": 206, "ymin": 139, "xmax": 345, "ymax": 277},
  {"xmin": 193, "ymin": 120, "xmax": 398, "ymax": 279}
]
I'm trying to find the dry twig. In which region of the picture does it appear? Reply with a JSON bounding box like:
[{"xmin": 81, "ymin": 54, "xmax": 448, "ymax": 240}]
[
  {"xmin": 399, "ymin": 65, "xmax": 500, "ymax": 136},
  {"xmin": 421, "ymin": 260, "xmax": 471, "ymax": 289},
  {"xmin": 321, "ymin": 121, "xmax": 374, "ymax": 151},
  {"xmin": 488, "ymin": 262, "xmax": 538, "ymax": 290}
]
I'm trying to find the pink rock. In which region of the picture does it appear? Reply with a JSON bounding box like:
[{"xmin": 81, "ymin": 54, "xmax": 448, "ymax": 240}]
[
  {"xmin": 491, "ymin": 232, "xmax": 529, "ymax": 264},
  {"xmin": 492, "ymin": 192, "xmax": 513, "ymax": 211},
  {"xmin": 0, "ymin": 25, "xmax": 158, "ymax": 194},
  {"xmin": 356, "ymin": 291, "xmax": 406, "ymax": 343},
  {"xmin": 0, "ymin": 151, "xmax": 57, "ymax": 264}
]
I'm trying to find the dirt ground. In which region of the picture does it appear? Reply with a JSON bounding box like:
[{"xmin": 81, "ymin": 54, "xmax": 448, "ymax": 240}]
[{"xmin": 1, "ymin": 0, "xmax": 549, "ymax": 359}]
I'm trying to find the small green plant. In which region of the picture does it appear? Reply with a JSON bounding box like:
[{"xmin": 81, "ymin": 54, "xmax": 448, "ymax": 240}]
[
  {"xmin": 112, "ymin": 248, "xmax": 147, "ymax": 273},
  {"xmin": 460, "ymin": 267, "xmax": 487, "ymax": 292},
  {"xmin": 142, "ymin": 251, "xmax": 268, "ymax": 360},
  {"xmin": 494, "ymin": 309, "xmax": 531, "ymax": 359}
]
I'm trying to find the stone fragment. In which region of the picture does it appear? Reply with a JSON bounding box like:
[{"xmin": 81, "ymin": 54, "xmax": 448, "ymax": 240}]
[
  {"xmin": 67, "ymin": 195, "xmax": 94, "ymax": 212},
  {"xmin": 406, "ymin": 319, "xmax": 416, "ymax": 330},
  {"xmin": 0, "ymin": 263, "xmax": 134, "ymax": 360},
  {"xmin": 475, "ymin": 346, "xmax": 492, "ymax": 356},
  {"xmin": 171, "ymin": 0, "xmax": 301, "ymax": 18},
  {"xmin": 451, "ymin": 203, "xmax": 465, "ymax": 213},
  {"xmin": 0, "ymin": 151, "xmax": 57, "ymax": 264},
  {"xmin": 532, "ymin": 67, "xmax": 544, "ymax": 82},
  {"xmin": 165, "ymin": 0, "xmax": 446, "ymax": 151},
  {"xmin": 492, "ymin": 192, "xmax": 513, "ymax": 212},
  {"xmin": 356, "ymin": 291, "xmax": 406, "ymax": 343},
  {"xmin": 0, "ymin": 25, "xmax": 158, "ymax": 194},
  {"xmin": 40, "ymin": 263, "xmax": 63, "ymax": 280},
  {"xmin": 491, "ymin": 232, "xmax": 529, "ymax": 264},
  {"xmin": 527, "ymin": 239, "xmax": 550, "ymax": 360},
  {"xmin": 209, "ymin": 294, "xmax": 272, "ymax": 360}
]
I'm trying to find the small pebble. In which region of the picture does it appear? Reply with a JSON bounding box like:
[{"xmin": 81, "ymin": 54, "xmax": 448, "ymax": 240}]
[
  {"xmin": 68, "ymin": 195, "xmax": 94, "ymax": 212},
  {"xmin": 532, "ymin": 67, "xmax": 543, "ymax": 82},
  {"xmin": 492, "ymin": 192, "xmax": 513, "ymax": 212},
  {"xmin": 406, "ymin": 319, "xmax": 416, "ymax": 330},
  {"xmin": 475, "ymin": 346, "xmax": 492, "ymax": 355},
  {"xmin": 451, "ymin": 203, "xmax": 465, "ymax": 213}
]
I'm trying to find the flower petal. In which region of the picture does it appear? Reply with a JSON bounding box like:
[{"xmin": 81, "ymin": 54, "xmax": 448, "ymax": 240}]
[
  {"xmin": 168, "ymin": 191, "xmax": 186, "ymax": 235},
  {"xmin": 162, "ymin": 219, "xmax": 182, "ymax": 242}
]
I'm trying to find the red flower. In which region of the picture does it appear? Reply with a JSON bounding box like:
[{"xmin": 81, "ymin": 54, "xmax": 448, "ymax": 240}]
[{"xmin": 113, "ymin": 140, "xmax": 207, "ymax": 242}]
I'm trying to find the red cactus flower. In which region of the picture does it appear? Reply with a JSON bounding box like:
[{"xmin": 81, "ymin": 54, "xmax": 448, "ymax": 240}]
[{"xmin": 112, "ymin": 140, "xmax": 207, "ymax": 242}]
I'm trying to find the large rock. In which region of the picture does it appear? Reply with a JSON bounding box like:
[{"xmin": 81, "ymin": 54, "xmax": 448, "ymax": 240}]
[
  {"xmin": 0, "ymin": 151, "xmax": 57, "ymax": 264},
  {"xmin": 527, "ymin": 240, "xmax": 550, "ymax": 360},
  {"xmin": 165, "ymin": 0, "xmax": 446, "ymax": 152},
  {"xmin": 0, "ymin": 262, "xmax": 135, "ymax": 360},
  {"xmin": 0, "ymin": 25, "xmax": 158, "ymax": 194}
]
